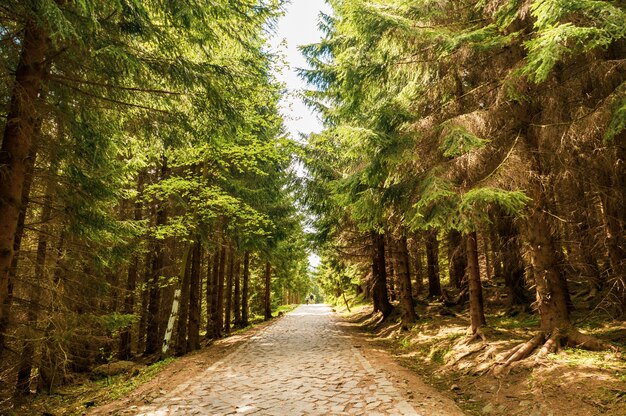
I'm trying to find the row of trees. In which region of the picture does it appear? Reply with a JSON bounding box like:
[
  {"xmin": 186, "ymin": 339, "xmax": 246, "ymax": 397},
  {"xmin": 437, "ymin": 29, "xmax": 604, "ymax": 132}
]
[
  {"xmin": 304, "ymin": 0, "xmax": 625, "ymax": 362},
  {"xmin": 0, "ymin": 0, "xmax": 310, "ymax": 409}
]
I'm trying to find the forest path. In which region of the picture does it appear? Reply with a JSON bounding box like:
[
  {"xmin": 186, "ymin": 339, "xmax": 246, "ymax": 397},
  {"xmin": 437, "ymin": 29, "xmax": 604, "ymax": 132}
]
[{"xmin": 123, "ymin": 305, "xmax": 462, "ymax": 415}]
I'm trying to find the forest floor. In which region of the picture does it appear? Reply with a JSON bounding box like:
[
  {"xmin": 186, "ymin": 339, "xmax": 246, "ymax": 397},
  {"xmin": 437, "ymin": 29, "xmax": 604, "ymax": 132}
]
[{"xmin": 340, "ymin": 301, "xmax": 626, "ymax": 416}]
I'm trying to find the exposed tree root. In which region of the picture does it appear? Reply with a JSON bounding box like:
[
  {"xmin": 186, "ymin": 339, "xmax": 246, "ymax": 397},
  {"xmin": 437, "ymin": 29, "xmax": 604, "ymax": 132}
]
[
  {"xmin": 464, "ymin": 326, "xmax": 487, "ymax": 344},
  {"xmin": 493, "ymin": 327, "xmax": 618, "ymax": 375}
]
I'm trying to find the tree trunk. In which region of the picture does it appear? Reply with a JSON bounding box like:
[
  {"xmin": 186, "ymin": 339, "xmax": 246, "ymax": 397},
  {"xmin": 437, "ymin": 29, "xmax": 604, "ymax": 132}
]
[
  {"xmin": 426, "ymin": 230, "xmax": 441, "ymax": 297},
  {"xmin": 395, "ymin": 234, "xmax": 417, "ymax": 327},
  {"xmin": 38, "ymin": 232, "xmax": 67, "ymax": 394},
  {"xmin": 187, "ymin": 241, "xmax": 201, "ymax": 351},
  {"xmin": 447, "ymin": 230, "xmax": 466, "ymax": 289},
  {"xmin": 371, "ymin": 232, "xmax": 393, "ymax": 318},
  {"xmin": 207, "ymin": 245, "xmax": 220, "ymax": 339},
  {"xmin": 145, "ymin": 161, "xmax": 168, "ymax": 355},
  {"xmin": 175, "ymin": 244, "xmax": 193, "ymax": 355},
  {"xmin": 241, "ymin": 251, "xmax": 250, "ymax": 327},
  {"xmin": 526, "ymin": 205, "xmax": 571, "ymax": 332},
  {"xmin": 496, "ymin": 215, "xmax": 530, "ymax": 308},
  {"xmin": 14, "ymin": 159, "xmax": 57, "ymax": 395},
  {"xmin": 466, "ymin": 232, "xmax": 486, "ymax": 334},
  {"xmin": 233, "ymin": 256, "xmax": 241, "ymax": 327},
  {"xmin": 224, "ymin": 246, "xmax": 234, "ymax": 334},
  {"xmin": 264, "ymin": 261, "xmax": 272, "ymax": 321},
  {"xmin": 386, "ymin": 233, "xmax": 396, "ymax": 301},
  {"xmin": 119, "ymin": 173, "xmax": 144, "ymax": 360},
  {"xmin": 410, "ymin": 233, "xmax": 424, "ymax": 297},
  {"xmin": 214, "ymin": 244, "xmax": 226, "ymax": 337},
  {"xmin": 161, "ymin": 288, "xmax": 181, "ymax": 357},
  {"xmin": 0, "ymin": 23, "xmax": 48, "ymax": 342}
]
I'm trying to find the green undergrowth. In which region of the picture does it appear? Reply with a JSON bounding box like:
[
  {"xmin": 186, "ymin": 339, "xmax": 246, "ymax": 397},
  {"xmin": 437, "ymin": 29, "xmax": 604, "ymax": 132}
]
[{"xmin": 10, "ymin": 358, "xmax": 176, "ymax": 416}]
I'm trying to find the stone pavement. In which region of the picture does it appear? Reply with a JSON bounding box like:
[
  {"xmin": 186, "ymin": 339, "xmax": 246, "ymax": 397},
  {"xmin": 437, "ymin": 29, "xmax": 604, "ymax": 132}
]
[{"xmin": 133, "ymin": 304, "xmax": 421, "ymax": 415}]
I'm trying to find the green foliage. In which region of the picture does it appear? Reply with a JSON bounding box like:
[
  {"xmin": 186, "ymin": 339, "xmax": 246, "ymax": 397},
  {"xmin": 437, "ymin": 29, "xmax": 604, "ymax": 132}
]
[
  {"xmin": 524, "ymin": 0, "xmax": 626, "ymax": 82},
  {"xmin": 98, "ymin": 313, "xmax": 138, "ymax": 332},
  {"xmin": 439, "ymin": 124, "xmax": 490, "ymax": 157},
  {"xmin": 605, "ymin": 86, "xmax": 626, "ymax": 142}
]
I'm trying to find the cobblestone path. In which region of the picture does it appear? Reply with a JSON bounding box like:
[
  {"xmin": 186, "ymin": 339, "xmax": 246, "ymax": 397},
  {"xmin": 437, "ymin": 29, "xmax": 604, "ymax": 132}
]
[{"xmin": 134, "ymin": 304, "xmax": 421, "ymax": 415}]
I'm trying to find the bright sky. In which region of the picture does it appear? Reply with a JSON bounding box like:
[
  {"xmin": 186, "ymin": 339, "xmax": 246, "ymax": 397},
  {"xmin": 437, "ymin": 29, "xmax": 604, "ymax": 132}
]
[{"xmin": 269, "ymin": 0, "xmax": 331, "ymax": 270}]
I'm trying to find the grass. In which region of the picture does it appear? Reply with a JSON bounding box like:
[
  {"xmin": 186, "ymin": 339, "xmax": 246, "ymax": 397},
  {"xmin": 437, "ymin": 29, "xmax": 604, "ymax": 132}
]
[
  {"xmin": 104, "ymin": 358, "xmax": 175, "ymax": 401},
  {"xmin": 11, "ymin": 357, "xmax": 177, "ymax": 416},
  {"xmin": 275, "ymin": 304, "xmax": 298, "ymax": 315}
]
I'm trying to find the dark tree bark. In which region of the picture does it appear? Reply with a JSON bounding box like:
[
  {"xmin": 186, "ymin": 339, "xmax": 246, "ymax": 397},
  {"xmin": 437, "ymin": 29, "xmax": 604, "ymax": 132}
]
[
  {"xmin": 241, "ymin": 251, "xmax": 250, "ymax": 327},
  {"xmin": 496, "ymin": 215, "xmax": 530, "ymax": 308},
  {"xmin": 263, "ymin": 261, "xmax": 272, "ymax": 321},
  {"xmin": 145, "ymin": 160, "xmax": 168, "ymax": 355},
  {"xmin": 224, "ymin": 246, "xmax": 234, "ymax": 334},
  {"xmin": 38, "ymin": 232, "xmax": 66, "ymax": 394},
  {"xmin": 214, "ymin": 244, "xmax": 226, "ymax": 337},
  {"xmin": 385, "ymin": 233, "xmax": 396, "ymax": 301},
  {"xmin": 426, "ymin": 230, "xmax": 441, "ymax": 298},
  {"xmin": 0, "ymin": 23, "xmax": 48, "ymax": 344},
  {"xmin": 187, "ymin": 241, "xmax": 201, "ymax": 351},
  {"xmin": 0, "ymin": 145, "xmax": 37, "ymax": 359},
  {"xmin": 371, "ymin": 232, "xmax": 393, "ymax": 318},
  {"xmin": 526, "ymin": 202, "xmax": 571, "ymax": 332},
  {"xmin": 410, "ymin": 233, "xmax": 424, "ymax": 297},
  {"xmin": 233, "ymin": 256, "xmax": 241, "ymax": 327},
  {"xmin": 395, "ymin": 234, "xmax": 417, "ymax": 328},
  {"xmin": 15, "ymin": 166, "xmax": 56, "ymax": 396},
  {"xmin": 447, "ymin": 230, "xmax": 466, "ymax": 290},
  {"xmin": 466, "ymin": 232, "xmax": 486, "ymax": 334},
  {"xmin": 207, "ymin": 245, "xmax": 220, "ymax": 338},
  {"xmin": 137, "ymin": 249, "xmax": 152, "ymax": 353},
  {"xmin": 119, "ymin": 173, "xmax": 144, "ymax": 360}
]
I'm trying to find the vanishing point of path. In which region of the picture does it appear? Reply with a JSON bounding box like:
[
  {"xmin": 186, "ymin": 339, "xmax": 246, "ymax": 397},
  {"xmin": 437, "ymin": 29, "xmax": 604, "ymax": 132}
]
[{"xmin": 127, "ymin": 305, "xmax": 450, "ymax": 415}]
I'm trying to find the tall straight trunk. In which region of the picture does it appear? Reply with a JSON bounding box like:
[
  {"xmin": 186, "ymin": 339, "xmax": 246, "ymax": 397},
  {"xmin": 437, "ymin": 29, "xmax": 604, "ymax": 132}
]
[
  {"xmin": 15, "ymin": 159, "xmax": 57, "ymax": 396},
  {"xmin": 175, "ymin": 244, "xmax": 193, "ymax": 355},
  {"xmin": 385, "ymin": 234, "xmax": 396, "ymax": 301},
  {"xmin": 0, "ymin": 23, "xmax": 48, "ymax": 341},
  {"xmin": 187, "ymin": 241, "xmax": 201, "ymax": 351},
  {"xmin": 488, "ymin": 224, "xmax": 503, "ymax": 280},
  {"xmin": 38, "ymin": 231, "xmax": 66, "ymax": 394},
  {"xmin": 526, "ymin": 203, "xmax": 571, "ymax": 332},
  {"xmin": 0, "ymin": 146, "xmax": 37, "ymax": 359},
  {"xmin": 137, "ymin": 250, "xmax": 152, "ymax": 353},
  {"xmin": 466, "ymin": 232, "xmax": 486, "ymax": 333},
  {"xmin": 161, "ymin": 287, "xmax": 181, "ymax": 357},
  {"xmin": 482, "ymin": 234, "xmax": 493, "ymax": 281},
  {"xmin": 207, "ymin": 247, "xmax": 219, "ymax": 338},
  {"xmin": 119, "ymin": 173, "xmax": 144, "ymax": 360},
  {"xmin": 224, "ymin": 247, "xmax": 234, "ymax": 333},
  {"xmin": 145, "ymin": 160, "xmax": 168, "ymax": 355},
  {"xmin": 214, "ymin": 244, "xmax": 226, "ymax": 337},
  {"xmin": 447, "ymin": 230, "xmax": 466, "ymax": 289},
  {"xmin": 600, "ymin": 193, "xmax": 626, "ymax": 304},
  {"xmin": 395, "ymin": 234, "xmax": 417, "ymax": 327},
  {"xmin": 410, "ymin": 233, "xmax": 424, "ymax": 297},
  {"xmin": 371, "ymin": 232, "xmax": 393, "ymax": 318},
  {"xmin": 241, "ymin": 251, "xmax": 250, "ymax": 327},
  {"xmin": 264, "ymin": 261, "xmax": 272, "ymax": 321},
  {"xmin": 233, "ymin": 256, "xmax": 241, "ymax": 327},
  {"xmin": 426, "ymin": 230, "xmax": 441, "ymax": 297},
  {"xmin": 496, "ymin": 215, "xmax": 529, "ymax": 308}
]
